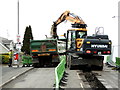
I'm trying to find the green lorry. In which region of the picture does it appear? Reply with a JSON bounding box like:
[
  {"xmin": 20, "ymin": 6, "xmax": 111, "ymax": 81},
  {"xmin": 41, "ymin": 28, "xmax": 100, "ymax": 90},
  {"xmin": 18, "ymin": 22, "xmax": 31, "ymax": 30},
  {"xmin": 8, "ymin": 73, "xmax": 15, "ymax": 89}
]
[{"xmin": 30, "ymin": 39, "xmax": 66, "ymax": 67}]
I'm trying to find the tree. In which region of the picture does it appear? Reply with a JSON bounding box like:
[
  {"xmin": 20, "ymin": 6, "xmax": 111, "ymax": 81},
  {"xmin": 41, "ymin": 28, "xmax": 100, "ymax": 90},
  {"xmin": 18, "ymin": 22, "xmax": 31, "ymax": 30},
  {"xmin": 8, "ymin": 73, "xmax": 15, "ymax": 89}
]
[{"xmin": 21, "ymin": 25, "xmax": 33, "ymax": 54}]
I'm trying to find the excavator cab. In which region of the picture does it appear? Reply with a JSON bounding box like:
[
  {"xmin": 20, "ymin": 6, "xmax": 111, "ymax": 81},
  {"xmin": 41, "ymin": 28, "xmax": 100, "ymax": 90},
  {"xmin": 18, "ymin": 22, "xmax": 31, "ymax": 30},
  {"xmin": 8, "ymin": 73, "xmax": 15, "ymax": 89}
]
[{"xmin": 66, "ymin": 28, "xmax": 87, "ymax": 52}]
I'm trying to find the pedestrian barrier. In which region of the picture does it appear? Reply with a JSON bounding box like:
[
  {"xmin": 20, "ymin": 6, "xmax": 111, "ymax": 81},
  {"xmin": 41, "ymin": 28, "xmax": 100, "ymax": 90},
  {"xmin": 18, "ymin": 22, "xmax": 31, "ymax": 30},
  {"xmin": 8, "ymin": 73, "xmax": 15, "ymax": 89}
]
[
  {"xmin": 22, "ymin": 55, "xmax": 32, "ymax": 67},
  {"xmin": 106, "ymin": 55, "xmax": 116, "ymax": 67},
  {"xmin": 0, "ymin": 55, "xmax": 4, "ymax": 63},
  {"xmin": 115, "ymin": 57, "xmax": 120, "ymax": 67},
  {"xmin": 0, "ymin": 53, "xmax": 9, "ymax": 64},
  {"xmin": 55, "ymin": 55, "xmax": 66, "ymax": 89}
]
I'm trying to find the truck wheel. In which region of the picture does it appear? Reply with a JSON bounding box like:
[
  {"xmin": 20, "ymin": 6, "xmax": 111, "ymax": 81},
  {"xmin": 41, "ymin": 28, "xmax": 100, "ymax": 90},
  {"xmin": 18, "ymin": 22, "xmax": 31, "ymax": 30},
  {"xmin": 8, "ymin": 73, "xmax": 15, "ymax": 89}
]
[
  {"xmin": 98, "ymin": 66, "xmax": 103, "ymax": 71},
  {"xmin": 33, "ymin": 63, "xmax": 39, "ymax": 68},
  {"xmin": 83, "ymin": 65, "xmax": 91, "ymax": 72},
  {"xmin": 93, "ymin": 65, "xmax": 103, "ymax": 71}
]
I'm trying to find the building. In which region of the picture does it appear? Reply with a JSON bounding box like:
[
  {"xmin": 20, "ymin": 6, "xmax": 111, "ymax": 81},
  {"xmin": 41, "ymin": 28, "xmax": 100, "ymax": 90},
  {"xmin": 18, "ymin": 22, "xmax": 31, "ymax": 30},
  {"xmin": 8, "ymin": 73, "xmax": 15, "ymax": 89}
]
[{"xmin": 0, "ymin": 37, "xmax": 16, "ymax": 54}]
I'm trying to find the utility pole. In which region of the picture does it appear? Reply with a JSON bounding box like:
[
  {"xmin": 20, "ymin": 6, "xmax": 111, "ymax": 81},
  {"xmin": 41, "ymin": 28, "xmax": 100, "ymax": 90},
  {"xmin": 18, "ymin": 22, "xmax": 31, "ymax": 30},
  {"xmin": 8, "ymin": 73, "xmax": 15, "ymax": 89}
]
[
  {"xmin": 18, "ymin": 0, "xmax": 19, "ymax": 35},
  {"xmin": 16, "ymin": 0, "xmax": 21, "ymax": 51},
  {"xmin": 112, "ymin": 15, "xmax": 120, "ymax": 57},
  {"xmin": 17, "ymin": 0, "xmax": 20, "ymax": 45},
  {"xmin": 16, "ymin": 0, "xmax": 21, "ymax": 67}
]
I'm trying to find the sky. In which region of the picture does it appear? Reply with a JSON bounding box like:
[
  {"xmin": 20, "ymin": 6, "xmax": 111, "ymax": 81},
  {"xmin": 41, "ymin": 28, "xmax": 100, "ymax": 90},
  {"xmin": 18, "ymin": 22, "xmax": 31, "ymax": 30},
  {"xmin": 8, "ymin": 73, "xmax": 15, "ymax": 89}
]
[{"xmin": 0, "ymin": 0, "xmax": 119, "ymax": 61}]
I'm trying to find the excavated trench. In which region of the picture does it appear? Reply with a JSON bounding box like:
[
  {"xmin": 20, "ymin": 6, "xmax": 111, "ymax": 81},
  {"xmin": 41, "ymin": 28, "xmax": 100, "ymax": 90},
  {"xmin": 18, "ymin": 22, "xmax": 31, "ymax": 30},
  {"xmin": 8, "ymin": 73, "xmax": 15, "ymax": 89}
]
[
  {"xmin": 58, "ymin": 69, "xmax": 107, "ymax": 90},
  {"xmin": 84, "ymin": 71, "xmax": 107, "ymax": 90}
]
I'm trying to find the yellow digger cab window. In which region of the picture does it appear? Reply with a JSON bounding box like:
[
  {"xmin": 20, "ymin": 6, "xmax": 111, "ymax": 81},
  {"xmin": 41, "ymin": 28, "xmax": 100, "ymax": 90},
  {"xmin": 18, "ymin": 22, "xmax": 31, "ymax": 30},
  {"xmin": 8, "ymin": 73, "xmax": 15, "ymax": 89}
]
[{"xmin": 76, "ymin": 31, "xmax": 87, "ymax": 38}]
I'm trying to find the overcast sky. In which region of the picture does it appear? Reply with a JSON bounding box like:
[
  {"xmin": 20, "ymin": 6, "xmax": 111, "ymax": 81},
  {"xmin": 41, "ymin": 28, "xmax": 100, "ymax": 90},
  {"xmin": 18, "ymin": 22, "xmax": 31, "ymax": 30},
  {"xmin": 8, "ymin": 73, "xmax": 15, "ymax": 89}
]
[{"xmin": 0, "ymin": 0, "xmax": 119, "ymax": 61}]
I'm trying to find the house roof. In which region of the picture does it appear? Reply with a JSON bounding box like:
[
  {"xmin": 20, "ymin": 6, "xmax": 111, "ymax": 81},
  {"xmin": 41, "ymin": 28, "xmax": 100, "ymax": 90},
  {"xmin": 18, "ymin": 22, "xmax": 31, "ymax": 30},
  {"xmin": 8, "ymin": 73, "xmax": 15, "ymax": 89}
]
[
  {"xmin": 0, "ymin": 36, "xmax": 7, "ymax": 41},
  {"xmin": 0, "ymin": 36, "xmax": 13, "ymax": 44},
  {"xmin": 0, "ymin": 43, "xmax": 9, "ymax": 54},
  {"xmin": 0, "ymin": 36, "xmax": 15, "ymax": 52},
  {"xmin": 2, "ymin": 40, "xmax": 13, "ymax": 44}
]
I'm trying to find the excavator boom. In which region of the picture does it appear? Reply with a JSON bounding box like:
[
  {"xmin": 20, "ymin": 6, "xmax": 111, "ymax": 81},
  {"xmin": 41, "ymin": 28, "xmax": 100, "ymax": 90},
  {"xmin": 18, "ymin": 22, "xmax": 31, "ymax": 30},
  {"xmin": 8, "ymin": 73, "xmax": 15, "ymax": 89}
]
[{"xmin": 51, "ymin": 11, "xmax": 86, "ymax": 38}]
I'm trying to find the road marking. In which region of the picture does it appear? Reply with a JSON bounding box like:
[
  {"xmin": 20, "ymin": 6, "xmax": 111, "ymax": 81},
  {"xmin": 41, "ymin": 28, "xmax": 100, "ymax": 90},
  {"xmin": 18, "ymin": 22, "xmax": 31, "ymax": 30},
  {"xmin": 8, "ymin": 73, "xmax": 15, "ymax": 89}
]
[
  {"xmin": 11, "ymin": 76, "xmax": 16, "ymax": 80},
  {"xmin": 77, "ymin": 72, "xmax": 82, "ymax": 80},
  {"xmin": 97, "ymin": 78, "xmax": 105, "ymax": 82},
  {"xmin": 80, "ymin": 83, "xmax": 84, "ymax": 89},
  {"xmin": 77, "ymin": 72, "xmax": 85, "ymax": 89}
]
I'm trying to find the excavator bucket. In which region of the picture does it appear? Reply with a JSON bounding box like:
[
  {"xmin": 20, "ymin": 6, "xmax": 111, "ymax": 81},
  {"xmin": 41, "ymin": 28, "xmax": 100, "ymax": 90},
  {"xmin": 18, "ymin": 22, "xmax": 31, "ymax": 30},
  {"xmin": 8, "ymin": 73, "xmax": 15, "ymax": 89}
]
[{"xmin": 51, "ymin": 22, "xmax": 58, "ymax": 39}]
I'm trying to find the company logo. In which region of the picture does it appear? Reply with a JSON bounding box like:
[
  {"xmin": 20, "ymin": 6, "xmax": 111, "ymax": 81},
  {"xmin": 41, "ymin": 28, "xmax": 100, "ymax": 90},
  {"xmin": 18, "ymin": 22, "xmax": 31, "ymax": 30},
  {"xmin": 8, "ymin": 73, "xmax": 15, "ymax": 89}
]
[{"xmin": 91, "ymin": 45, "xmax": 108, "ymax": 48}]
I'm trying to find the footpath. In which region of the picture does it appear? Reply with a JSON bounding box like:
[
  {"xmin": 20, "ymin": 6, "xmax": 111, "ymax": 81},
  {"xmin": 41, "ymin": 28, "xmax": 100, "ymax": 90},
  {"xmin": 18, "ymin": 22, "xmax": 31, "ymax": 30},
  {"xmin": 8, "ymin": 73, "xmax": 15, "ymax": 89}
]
[{"xmin": 0, "ymin": 64, "xmax": 33, "ymax": 88}]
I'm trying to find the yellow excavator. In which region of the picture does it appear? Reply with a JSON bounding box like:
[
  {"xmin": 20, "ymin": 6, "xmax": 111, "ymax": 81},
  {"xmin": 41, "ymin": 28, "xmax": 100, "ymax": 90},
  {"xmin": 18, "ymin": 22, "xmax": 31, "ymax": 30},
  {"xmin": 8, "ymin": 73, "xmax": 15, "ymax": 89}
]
[
  {"xmin": 51, "ymin": 10, "xmax": 112, "ymax": 70},
  {"xmin": 51, "ymin": 10, "xmax": 87, "ymax": 39}
]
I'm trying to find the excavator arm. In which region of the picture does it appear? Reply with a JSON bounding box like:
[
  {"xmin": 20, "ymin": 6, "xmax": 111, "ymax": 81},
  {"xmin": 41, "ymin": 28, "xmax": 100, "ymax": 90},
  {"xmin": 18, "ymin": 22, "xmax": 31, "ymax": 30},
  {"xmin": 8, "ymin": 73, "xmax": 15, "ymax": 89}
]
[{"xmin": 51, "ymin": 10, "xmax": 86, "ymax": 38}]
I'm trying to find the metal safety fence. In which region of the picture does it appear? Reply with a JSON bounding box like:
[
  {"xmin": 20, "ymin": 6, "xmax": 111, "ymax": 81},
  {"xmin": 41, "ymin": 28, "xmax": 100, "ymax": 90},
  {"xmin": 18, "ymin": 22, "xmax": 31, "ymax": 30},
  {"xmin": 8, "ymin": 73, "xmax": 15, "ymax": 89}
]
[
  {"xmin": 106, "ymin": 55, "xmax": 116, "ymax": 67},
  {"xmin": 55, "ymin": 55, "xmax": 66, "ymax": 89},
  {"xmin": 106, "ymin": 56, "xmax": 120, "ymax": 68},
  {"xmin": 22, "ymin": 55, "xmax": 32, "ymax": 67},
  {"xmin": 115, "ymin": 57, "xmax": 120, "ymax": 67},
  {"xmin": 0, "ymin": 53, "xmax": 11, "ymax": 64}
]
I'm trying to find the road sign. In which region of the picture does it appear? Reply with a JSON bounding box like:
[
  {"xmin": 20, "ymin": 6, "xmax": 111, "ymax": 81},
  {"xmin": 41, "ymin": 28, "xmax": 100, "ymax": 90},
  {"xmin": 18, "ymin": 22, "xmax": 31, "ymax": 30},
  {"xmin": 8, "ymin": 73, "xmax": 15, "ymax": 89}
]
[{"xmin": 17, "ymin": 34, "xmax": 20, "ymax": 43}]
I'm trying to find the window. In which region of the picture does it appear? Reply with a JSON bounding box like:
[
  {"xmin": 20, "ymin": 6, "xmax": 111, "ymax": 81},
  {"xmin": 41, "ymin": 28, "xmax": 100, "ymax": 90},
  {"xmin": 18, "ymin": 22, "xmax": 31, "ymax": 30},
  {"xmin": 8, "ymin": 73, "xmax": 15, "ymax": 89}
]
[
  {"xmin": 67, "ymin": 31, "xmax": 76, "ymax": 49},
  {"xmin": 76, "ymin": 31, "xmax": 87, "ymax": 38}
]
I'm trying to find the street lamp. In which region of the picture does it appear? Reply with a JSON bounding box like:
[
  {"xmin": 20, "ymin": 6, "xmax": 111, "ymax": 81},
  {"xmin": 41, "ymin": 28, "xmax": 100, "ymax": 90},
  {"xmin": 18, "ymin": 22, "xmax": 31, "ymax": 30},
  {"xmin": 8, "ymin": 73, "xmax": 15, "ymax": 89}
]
[
  {"xmin": 112, "ymin": 16, "xmax": 120, "ymax": 57},
  {"xmin": 112, "ymin": 16, "xmax": 120, "ymax": 18},
  {"xmin": 15, "ymin": 0, "xmax": 21, "ymax": 67},
  {"xmin": 16, "ymin": 0, "xmax": 21, "ymax": 52}
]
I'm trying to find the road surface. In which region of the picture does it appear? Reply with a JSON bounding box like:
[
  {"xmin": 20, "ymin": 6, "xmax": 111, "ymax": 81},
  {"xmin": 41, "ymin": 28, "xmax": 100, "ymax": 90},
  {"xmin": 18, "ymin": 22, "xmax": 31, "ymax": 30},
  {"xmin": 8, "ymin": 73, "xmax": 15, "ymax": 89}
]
[
  {"xmin": 0, "ymin": 64, "xmax": 33, "ymax": 88},
  {"xmin": 3, "ymin": 68, "xmax": 55, "ymax": 88}
]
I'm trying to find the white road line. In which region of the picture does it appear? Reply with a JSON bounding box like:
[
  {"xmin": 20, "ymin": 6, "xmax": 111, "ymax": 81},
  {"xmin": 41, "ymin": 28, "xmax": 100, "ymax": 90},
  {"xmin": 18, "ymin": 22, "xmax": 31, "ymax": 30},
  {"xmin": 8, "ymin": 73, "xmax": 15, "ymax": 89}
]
[
  {"xmin": 80, "ymin": 83, "xmax": 84, "ymax": 89},
  {"xmin": 77, "ymin": 72, "xmax": 85, "ymax": 89},
  {"xmin": 11, "ymin": 76, "xmax": 16, "ymax": 80},
  {"xmin": 77, "ymin": 72, "xmax": 82, "ymax": 80}
]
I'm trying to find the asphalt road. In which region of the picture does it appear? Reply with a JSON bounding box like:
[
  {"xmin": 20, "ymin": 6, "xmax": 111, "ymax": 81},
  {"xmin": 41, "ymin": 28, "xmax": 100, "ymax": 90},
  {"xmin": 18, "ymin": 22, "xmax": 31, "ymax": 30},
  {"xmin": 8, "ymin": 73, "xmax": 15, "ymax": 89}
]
[
  {"xmin": 2, "ymin": 68, "xmax": 55, "ymax": 88},
  {"xmin": 92, "ymin": 66, "xmax": 119, "ymax": 89},
  {"xmin": 64, "ymin": 69, "xmax": 90, "ymax": 89},
  {"xmin": 1, "ymin": 64, "xmax": 119, "ymax": 89},
  {"xmin": 62, "ymin": 65, "xmax": 119, "ymax": 89},
  {"xmin": 0, "ymin": 64, "xmax": 33, "ymax": 87}
]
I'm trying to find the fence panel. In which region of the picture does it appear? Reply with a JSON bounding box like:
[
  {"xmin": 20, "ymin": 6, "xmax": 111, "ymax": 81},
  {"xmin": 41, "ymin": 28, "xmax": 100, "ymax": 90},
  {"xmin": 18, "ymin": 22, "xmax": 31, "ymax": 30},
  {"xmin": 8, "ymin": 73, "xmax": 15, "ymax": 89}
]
[{"xmin": 55, "ymin": 55, "xmax": 66, "ymax": 89}]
